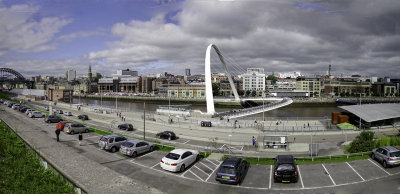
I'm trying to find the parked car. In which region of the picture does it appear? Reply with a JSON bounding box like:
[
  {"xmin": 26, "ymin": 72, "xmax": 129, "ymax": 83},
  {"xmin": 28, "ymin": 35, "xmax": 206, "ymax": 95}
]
[
  {"xmin": 64, "ymin": 111, "xmax": 72, "ymax": 116},
  {"xmin": 215, "ymin": 157, "xmax": 248, "ymax": 184},
  {"xmin": 64, "ymin": 123, "xmax": 90, "ymax": 135},
  {"xmin": 118, "ymin": 123, "xmax": 134, "ymax": 131},
  {"xmin": 78, "ymin": 114, "xmax": 89, "ymax": 120},
  {"xmin": 160, "ymin": 149, "xmax": 199, "ymax": 172},
  {"xmin": 157, "ymin": 131, "xmax": 176, "ymax": 140},
  {"xmin": 19, "ymin": 107, "xmax": 29, "ymax": 113},
  {"xmin": 56, "ymin": 121, "xmax": 71, "ymax": 130},
  {"xmin": 44, "ymin": 115, "xmax": 63, "ymax": 123},
  {"xmin": 7, "ymin": 102, "xmax": 15, "ymax": 107},
  {"xmin": 11, "ymin": 104, "xmax": 21, "ymax": 110},
  {"xmin": 371, "ymin": 146, "xmax": 400, "ymax": 168},
  {"xmin": 119, "ymin": 139, "xmax": 154, "ymax": 157},
  {"xmin": 98, "ymin": 134, "xmax": 127, "ymax": 152},
  {"xmin": 55, "ymin": 109, "xmax": 63, "ymax": 114},
  {"xmin": 44, "ymin": 106, "xmax": 49, "ymax": 111},
  {"xmin": 273, "ymin": 155, "xmax": 298, "ymax": 183},
  {"xmin": 28, "ymin": 111, "xmax": 45, "ymax": 118},
  {"xmin": 25, "ymin": 109, "xmax": 34, "ymax": 115}
]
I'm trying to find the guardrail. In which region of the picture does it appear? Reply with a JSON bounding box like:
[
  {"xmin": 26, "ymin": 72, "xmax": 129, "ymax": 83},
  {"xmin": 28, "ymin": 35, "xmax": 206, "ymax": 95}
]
[{"xmin": 1, "ymin": 119, "xmax": 87, "ymax": 194}]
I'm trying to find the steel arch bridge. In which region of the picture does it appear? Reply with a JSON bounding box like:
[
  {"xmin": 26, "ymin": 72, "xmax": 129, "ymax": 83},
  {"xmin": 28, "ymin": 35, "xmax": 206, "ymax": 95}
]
[{"xmin": 0, "ymin": 68, "xmax": 34, "ymax": 89}]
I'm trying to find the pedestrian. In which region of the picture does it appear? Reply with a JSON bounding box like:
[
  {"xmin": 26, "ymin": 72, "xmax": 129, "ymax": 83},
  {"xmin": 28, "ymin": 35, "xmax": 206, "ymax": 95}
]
[
  {"xmin": 304, "ymin": 124, "xmax": 306, "ymax": 128},
  {"xmin": 55, "ymin": 129, "xmax": 60, "ymax": 142},
  {"xmin": 252, "ymin": 136, "xmax": 256, "ymax": 147},
  {"xmin": 276, "ymin": 121, "xmax": 279, "ymax": 126},
  {"xmin": 308, "ymin": 122, "xmax": 310, "ymax": 128},
  {"xmin": 78, "ymin": 132, "xmax": 83, "ymax": 146},
  {"xmin": 123, "ymin": 116, "xmax": 126, "ymax": 122}
]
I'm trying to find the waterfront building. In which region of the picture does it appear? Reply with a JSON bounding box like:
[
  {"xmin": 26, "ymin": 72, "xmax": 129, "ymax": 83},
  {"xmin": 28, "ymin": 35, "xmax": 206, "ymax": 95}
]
[
  {"xmin": 277, "ymin": 72, "xmax": 302, "ymax": 79},
  {"xmin": 45, "ymin": 89, "xmax": 73, "ymax": 102},
  {"xmin": 98, "ymin": 69, "xmax": 140, "ymax": 94},
  {"xmin": 158, "ymin": 84, "xmax": 205, "ymax": 98},
  {"xmin": 241, "ymin": 68, "xmax": 266, "ymax": 95},
  {"xmin": 323, "ymin": 80, "xmax": 371, "ymax": 96},
  {"xmin": 220, "ymin": 80, "xmax": 242, "ymax": 97},
  {"xmin": 269, "ymin": 89, "xmax": 308, "ymax": 98},
  {"xmin": 296, "ymin": 76, "xmax": 322, "ymax": 97},
  {"xmin": 372, "ymin": 82, "xmax": 398, "ymax": 96}
]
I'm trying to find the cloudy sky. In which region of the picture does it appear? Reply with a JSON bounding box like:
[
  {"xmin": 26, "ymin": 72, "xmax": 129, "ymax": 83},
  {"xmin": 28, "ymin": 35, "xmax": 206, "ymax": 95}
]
[{"xmin": 1, "ymin": 0, "xmax": 400, "ymax": 78}]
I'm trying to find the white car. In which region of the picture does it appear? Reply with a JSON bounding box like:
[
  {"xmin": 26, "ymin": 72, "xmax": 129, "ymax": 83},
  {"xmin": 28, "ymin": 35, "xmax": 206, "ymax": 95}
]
[
  {"xmin": 29, "ymin": 111, "xmax": 44, "ymax": 118},
  {"xmin": 25, "ymin": 109, "xmax": 34, "ymax": 115},
  {"xmin": 160, "ymin": 149, "xmax": 199, "ymax": 172},
  {"xmin": 64, "ymin": 111, "xmax": 72, "ymax": 116},
  {"xmin": 12, "ymin": 104, "xmax": 20, "ymax": 110}
]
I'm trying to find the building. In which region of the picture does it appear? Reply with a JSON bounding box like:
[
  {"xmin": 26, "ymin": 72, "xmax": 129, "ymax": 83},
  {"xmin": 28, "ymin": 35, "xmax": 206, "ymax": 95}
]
[
  {"xmin": 324, "ymin": 80, "xmax": 371, "ymax": 96},
  {"xmin": 296, "ymin": 77, "xmax": 322, "ymax": 97},
  {"xmin": 45, "ymin": 89, "xmax": 73, "ymax": 102},
  {"xmin": 88, "ymin": 64, "xmax": 93, "ymax": 82},
  {"xmin": 277, "ymin": 72, "xmax": 302, "ymax": 79},
  {"xmin": 98, "ymin": 69, "xmax": 140, "ymax": 94},
  {"xmin": 269, "ymin": 89, "xmax": 309, "ymax": 98},
  {"xmin": 141, "ymin": 76, "xmax": 153, "ymax": 93},
  {"xmin": 117, "ymin": 69, "xmax": 138, "ymax": 76},
  {"xmin": 152, "ymin": 78, "xmax": 168, "ymax": 94},
  {"xmin": 220, "ymin": 80, "xmax": 242, "ymax": 97},
  {"xmin": 241, "ymin": 68, "xmax": 266, "ymax": 95},
  {"xmin": 185, "ymin": 69, "xmax": 191, "ymax": 76},
  {"xmin": 372, "ymin": 82, "xmax": 397, "ymax": 96},
  {"xmin": 73, "ymin": 82, "xmax": 98, "ymax": 94},
  {"xmin": 158, "ymin": 84, "xmax": 206, "ymax": 98},
  {"xmin": 66, "ymin": 70, "xmax": 76, "ymax": 81}
]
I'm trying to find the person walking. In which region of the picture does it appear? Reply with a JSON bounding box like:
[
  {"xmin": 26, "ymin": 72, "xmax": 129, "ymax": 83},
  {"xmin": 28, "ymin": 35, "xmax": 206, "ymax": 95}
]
[
  {"xmin": 252, "ymin": 136, "xmax": 256, "ymax": 147},
  {"xmin": 55, "ymin": 129, "xmax": 60, "ymax": 142},
  {"xmin": 78, "ymin": 132, "xmax": 83, "ymax": 146}
]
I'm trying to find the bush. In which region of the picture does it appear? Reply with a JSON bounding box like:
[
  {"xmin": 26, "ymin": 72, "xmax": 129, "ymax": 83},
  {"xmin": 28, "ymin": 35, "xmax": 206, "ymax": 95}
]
[
  {"xmin": 375, "ymin": 136, "xmax": 400, "ymax": 147},
  {"xmin": 347, "ymin": 131, "xmax": 375, "ymax": 153}
]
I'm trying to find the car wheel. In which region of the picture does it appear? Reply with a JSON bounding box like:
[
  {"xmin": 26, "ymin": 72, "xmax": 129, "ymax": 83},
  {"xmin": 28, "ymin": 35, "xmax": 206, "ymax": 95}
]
[
  {"xmin": 70, "ymin": 130, "xmax": 74, "ymax": 135},
  {"xmin": 196, "ymin": 154, "xmax": 200, "ymax": 161},
  {"xmin": 111, "ymin": 147, "xmax": 117, "ymax": 153},
  {"xmin": 168, "ymin": 136, "xmax": 172, "ymax": 141},
  {"xmin": 158, "ymin": 135, "xmax": 161, "ymax": 139},
  {"xmin": 180, "ymin": 164, "xmax": 185, "ymax": 172},
  {"xmin": 85, "ymin": 129, "xmax": 89, "ymax": 133},
  {"xmin": 132, "ymin": 151, "xmax": 137, "ymax": 158},
  {"xmin": 371, "ymin": 153, "xmax": 375, "ymax": 160},
  {"xmin": 383, "ymin": 161, "xmax": 387, "ymax": 168},
  {"xmin": 149, "ymin": 146, "xmax": 154, "ymax": 152}
]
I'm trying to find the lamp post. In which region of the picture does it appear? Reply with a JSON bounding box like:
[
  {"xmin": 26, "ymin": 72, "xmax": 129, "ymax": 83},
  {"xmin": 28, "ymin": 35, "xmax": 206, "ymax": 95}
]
[
  {"xmin": 262, "ymin": 96, "xmax": 265, "ymax": 121},
  {"xmin": 359, "ymin": 93, "xmax": 362, "ymax": 130},
  {"xmin": 143, "ymin": 102, "xmax": 146, "ymax": 140}
]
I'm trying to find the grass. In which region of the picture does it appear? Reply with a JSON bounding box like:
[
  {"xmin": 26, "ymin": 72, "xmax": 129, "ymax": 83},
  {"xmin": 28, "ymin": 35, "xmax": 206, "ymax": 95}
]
[
  {"xmin": 337, "ymin": 122, "xmax": 359, "ymax": 130},
  {"xmin": 0, "ymin": 121, "xmax": 75, "ymax": 193}
]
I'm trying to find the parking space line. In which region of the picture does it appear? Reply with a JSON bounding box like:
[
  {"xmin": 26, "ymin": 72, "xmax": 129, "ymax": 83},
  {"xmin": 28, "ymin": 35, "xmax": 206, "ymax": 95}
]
[
  {"xmin": 181, "ymin": 169, "xmax": 190, "ymax": 177},
  {"xmin": 268, "ymin": 165, "xmax": 272, "ymax": 189},
  {"xmin": 368, "ymin": 159, "xmax": 391, "ymax": 175},
  {"xmin": 194, "ymin": 165, "xmax": 209, "ymax": 176},
  {"xmin": 188, "ymin": 170, "xmax": 204, "ymax": 181},
  {"xmin": 240, "ymin": 146, "xmax": 244, "ymax": 151},
  {"xmin": 297, "ymin": 165, "xmax": 304, "ymax": 188},
  {"xmin": 346, "ymin": 162, "xmax": 365, "ymax": 181},
  {"xmin": 206, "ymin": 159, "xmax": 218, "ymax": 167},
  {"xmin": 199, "ymin": 161, "xmax": 214, "ymax": 171},
  {"xmin": 321, "ymin": 164, "xmax": 336, "ymax": 185},
  {"xmin": 86, "ymin": 135, "xmax": 101, "ymax": 139},
  {"xmin": 183, "ymin": 140, "xmax": 190, "ymax": 144},
  {"xmin": 205, "ymin": 161, "xmax": 221, "ymax": 182},
  {"xmin": 151, "ymin": 163, "xmax": 159, "ymax": 169},
  {"xmin": 219, "ymin": 144, "xmax": 226, "ymax": 149},
  {"xmin": 136, "ymin": 150, "xmax": 155, "ymax": 159}
]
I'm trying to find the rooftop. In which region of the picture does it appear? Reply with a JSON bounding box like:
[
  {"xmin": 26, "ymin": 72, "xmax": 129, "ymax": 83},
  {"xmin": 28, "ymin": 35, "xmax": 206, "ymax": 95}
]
[{"xmin": 339, "ymin": 103, "xmax": 400, "ymax": 122}]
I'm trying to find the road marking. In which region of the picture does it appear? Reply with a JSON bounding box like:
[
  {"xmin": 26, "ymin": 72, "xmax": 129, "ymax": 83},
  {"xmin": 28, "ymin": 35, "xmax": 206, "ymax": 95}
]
[
  {"xmin": 136, "ymin": 150, "xmax": 155, "ymax": 159},
  {"xmin": 297, "ymin": 165, "xmax": 304, "ymax": 188},
  {"xmin": 194, "ymin": 165, "xmax": 209, "ymax": 176},
  {"xmin": 321, "ymin": 164, "xmax": 336, "ymax": 185},
  {"xmin": 199, "ymin": 161, "xmax": 214, "ymax": 171},
  {"xmin": 206, "ymin": 159, "xmax": 218, "ymax": 167},
  {"xmin": 219, "ymin": 144, "xmax": 226, "ymax": 149},
  {"xmin": 188, "ymin": 170, "xmax": 204, "ymax": 181},
  {"xmin": 86, "ymin": 135, "xmax": 101, "ymax": 139},
  {"xmin": 368, "ymin": 159, "xmax": 391, "ymax": 175},
  {"xmin": 269, "ymin": 165, "xmax": 272, "ymax": 189},
  {"xmin": 346, "ymin": 162, "xmax": 365, "ymax": 181},
  {"xmin": 151, "ymin": 162, "xmax": 160, "ymax": 168},
  {"xmin": 205, "ymin": 161, "xmax": 221, "ymax": 182},
  {"xmin": 183, "ymin": 140, "xmax": 190, "ymax": 144},
  {"xmin": 181, "ymin": 168, "xmax": 190, "ymax": 177},
  {"xmin": 240, "ymin": 146, "xmax": 244, "ymax": 151}
]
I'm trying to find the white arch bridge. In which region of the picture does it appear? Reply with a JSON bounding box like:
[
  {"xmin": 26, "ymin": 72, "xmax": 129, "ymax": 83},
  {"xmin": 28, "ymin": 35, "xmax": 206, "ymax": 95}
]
[{"xmin": 204, "ymin": 44, "xmax": 292, "ymax": 118}]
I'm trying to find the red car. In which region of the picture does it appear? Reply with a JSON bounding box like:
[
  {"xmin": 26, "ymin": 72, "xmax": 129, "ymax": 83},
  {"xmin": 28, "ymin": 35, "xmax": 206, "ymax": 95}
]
[{"xmin": 56, "ymin": 121, "xmax": 71, "ymax": 130}]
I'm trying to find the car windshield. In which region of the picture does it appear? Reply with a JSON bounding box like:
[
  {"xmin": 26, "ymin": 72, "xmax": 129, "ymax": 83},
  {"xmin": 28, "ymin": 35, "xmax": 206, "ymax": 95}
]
[
  {"xmin": 277, "ymin": 164, "xmax": 294, "ymax": 171},
  {"xmin": 165, "ymin": 153, "xmax": 180, "ymax": 160},
  {"xmin": 122, "ymin": 142, "xmax": 134, "ymax": 147},
  {"xmin": 100, "ymin": 137, "xmax": 108, "ymax": 142},
  {"xmin": 390, "ymin": 151, "xmax": 400, "ymax": 157},
  {"xmin": 219, "ymin": 166, "xmax": 235, "ymax": 174}
]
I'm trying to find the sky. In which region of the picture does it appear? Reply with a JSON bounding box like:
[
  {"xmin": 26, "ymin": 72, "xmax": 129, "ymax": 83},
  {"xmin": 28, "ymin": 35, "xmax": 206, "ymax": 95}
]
[{"xmin": 1, "ymin": 0, "xmax": 400, "ymax": 78}]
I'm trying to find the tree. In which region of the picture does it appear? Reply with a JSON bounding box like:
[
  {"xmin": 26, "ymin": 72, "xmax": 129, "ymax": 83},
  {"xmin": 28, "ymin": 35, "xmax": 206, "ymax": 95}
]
[
  {"xmin": 348, "ymin": 131, "xmax": 375, "ymax": 153},
  {"xmin": 266, "ymin": 75, "xmax": 278, "ymax": 84},
  {"xmin": 251, "ymin": 90, "xmax": 257, "ymax": 97},
  {"xmin": 237, "ymin": 90, "xmax": 245, "ymax": 96},
  {"xmin": 212, "ymin": 83, "xmax": 220, "ymax": 96},
  {"xmin": 245, "ymin": 90, "xmax": 251, "ymax": 96},
  {"xmin": 93, "ymin": 73, "xmax": 102, "ymax": 83}
]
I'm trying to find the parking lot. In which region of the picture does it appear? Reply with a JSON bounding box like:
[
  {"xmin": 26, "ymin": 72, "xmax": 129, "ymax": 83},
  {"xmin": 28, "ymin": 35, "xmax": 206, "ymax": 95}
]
[{"xmin": 2, "ymin": 104, "xmax": 400, "ymax": 192}]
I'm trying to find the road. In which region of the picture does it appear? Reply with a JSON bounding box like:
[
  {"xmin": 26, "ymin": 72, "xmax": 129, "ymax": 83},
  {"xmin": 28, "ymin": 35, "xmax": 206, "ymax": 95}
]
[{"xmin": 1, "ymin": 104, "xmax": 400, "ymax": 194}]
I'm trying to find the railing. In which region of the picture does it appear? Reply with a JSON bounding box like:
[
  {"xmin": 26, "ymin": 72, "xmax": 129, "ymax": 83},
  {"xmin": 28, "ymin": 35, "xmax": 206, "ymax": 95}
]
[{"xmin": 1, "ymin": 119, "xmax": 87, "ymax": 194}]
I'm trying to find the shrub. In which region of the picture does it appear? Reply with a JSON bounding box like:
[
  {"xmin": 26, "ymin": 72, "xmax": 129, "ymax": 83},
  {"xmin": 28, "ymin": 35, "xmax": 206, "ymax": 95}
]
[
  {"xmin": 347, "ymin": 131, "xmax": 375, "ymax": 153},
  {"xmin": 374, "ymin": 136, "xmax": 400, "ymax": 147}
]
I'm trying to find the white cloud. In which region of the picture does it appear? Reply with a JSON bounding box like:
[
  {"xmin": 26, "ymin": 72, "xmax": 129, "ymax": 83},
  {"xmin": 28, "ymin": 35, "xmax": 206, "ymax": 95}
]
[
  {"xmin": 58, "ymin": 28, "xmax": 106, "ymax": 42},
  {"xmin": 0, "ymin": 3, "xmax": 71, "ymax": 55}
]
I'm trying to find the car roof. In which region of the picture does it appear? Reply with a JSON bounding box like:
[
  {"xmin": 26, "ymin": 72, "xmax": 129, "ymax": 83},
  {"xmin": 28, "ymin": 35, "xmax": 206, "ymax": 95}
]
[
  {"xmin": 221, "ymin": 157, "xmax": 241, "ymax": 167},
  {"xmin": 103, "ymin": 134, "xmax": 123, "ymax": 138},
  {"xmin": 276, "ymin": 155, "xmax": 295, "ymax": 163},
  {"xmin": 382, "ymin": 146, "xmax": 400, "ymax": 152},
  {"xmin": 125, "ymin": 139, "xmax": 147, "ymax": 144},
  {"xmin": 170, "ymin": 149, "xmax": 193, "ymax": 155}
]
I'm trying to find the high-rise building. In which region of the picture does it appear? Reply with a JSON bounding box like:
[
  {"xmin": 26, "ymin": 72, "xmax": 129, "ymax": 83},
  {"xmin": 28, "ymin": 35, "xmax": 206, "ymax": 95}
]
[
  {"xmin": 66, "ymin": 70, "xmax": 76, "ymax": 81},
  {"xmin": 88, "ymin": 64, "xmax": 93, "ymax": 82},
  {"xmin": 185, "ymin": 69, "xmax": 191, "ymax": 76},
  {"xmin": 241, "ymin": 68, "xmax": 266, "ymax": 94}
]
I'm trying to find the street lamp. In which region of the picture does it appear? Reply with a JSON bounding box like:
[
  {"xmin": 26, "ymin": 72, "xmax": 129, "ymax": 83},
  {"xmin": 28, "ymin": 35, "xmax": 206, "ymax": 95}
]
[
  {"xmin": 228, "ymin": 134, "xmax": 232, "ymax": 150},
  {"xmin": 359, "ymin": 93, "xmax": 362, "ymax": 130}
]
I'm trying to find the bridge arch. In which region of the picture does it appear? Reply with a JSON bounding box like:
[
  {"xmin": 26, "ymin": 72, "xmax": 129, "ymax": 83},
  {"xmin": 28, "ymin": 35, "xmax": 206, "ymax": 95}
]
[
  {"xmin": 205, "ymin": 44, "xmax": 240, "ymax": 115},
  {"xmin": 0, "ymin": 68, "xmax": 26, "ymax": 80}
]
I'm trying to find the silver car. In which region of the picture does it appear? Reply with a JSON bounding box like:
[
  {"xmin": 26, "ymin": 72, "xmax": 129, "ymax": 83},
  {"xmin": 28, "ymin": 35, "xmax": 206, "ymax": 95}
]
[
  {"xmin": 119, "ymin": 139, "xmax": 154, "ymax": 157},
  {"xmin": 28, "ymin": 111, "xmax": 44, "ymax": 118},
  {"xmin": 98, "ymin": 134, "xmax": 127, "ymax": 153},
  {"xmin": 64, "ymin": 123, "xmax": 90, "ymax": 135},
  {"xmin": 372, "ymin": 146, "xmax": 400, "ymax": 168},
  {"xmin": 25, "ymin": 109, "xmax": 34, "ymax": 115}
]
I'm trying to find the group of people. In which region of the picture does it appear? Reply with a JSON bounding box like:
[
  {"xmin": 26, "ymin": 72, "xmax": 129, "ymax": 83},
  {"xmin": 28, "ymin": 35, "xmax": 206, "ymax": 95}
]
[
  {"xmin": 117, "ymin": 112, "xmax": 126, "ymax": 121},
  {"xmin": 54, "ymin": 129, "xmax": 83, "ymax": 146}
]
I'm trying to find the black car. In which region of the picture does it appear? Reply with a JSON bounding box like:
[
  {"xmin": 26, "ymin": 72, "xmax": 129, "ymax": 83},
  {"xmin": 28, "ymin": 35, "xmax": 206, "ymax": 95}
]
[
  {"xmin": 19, "ymin": 107, "xmax": 28, "ymax": 113},
  {"xmin": 78, "ymin": 114, "xmax": 89, "ymax": 120},
  {"xmin": 118, "ymin": 123, "xmax": 134, "ymax": 131},
  {"xmin": 156, "ymin": 131, "xmax": 176, "ymax": 140},
  {"xmin": 215, "ymin": 157, "xmax": 248, "ymax": 184},
  {"xmin": 44, "ymin": 115, "xmax": 63, "ymax": 123},
  {"xmin": 274, "ymin": 155, "xmax": 298, "ymax": 183}
]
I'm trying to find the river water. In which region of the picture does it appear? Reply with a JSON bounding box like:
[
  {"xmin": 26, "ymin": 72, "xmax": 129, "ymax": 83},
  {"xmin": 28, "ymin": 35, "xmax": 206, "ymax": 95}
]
[{"xmin": 72, "ymin": 98, "xmax": 341, "ymax": 118}]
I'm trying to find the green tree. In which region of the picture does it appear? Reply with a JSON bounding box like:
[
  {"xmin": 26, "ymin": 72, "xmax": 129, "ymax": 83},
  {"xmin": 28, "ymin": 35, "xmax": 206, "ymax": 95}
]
[
  {"xmin": 237, "ymin": 90, "xmax": 245, "ymax": 96},
  {"xmin": 245, "ymin": 90, "xmax": 251, "ymax": 96},
  {"xmin": 212, "ymin": 83, "xmax": 220, "ymax": 96},
  {"xmin": 93, "ymin": 73, "xmax": 102, "ymax": 83},
  {"xmin": 348, "ymin": 131, "xmax": 375, "ymax": 153},
  {"xmin": 266, "ymin": 75, "xmax": 278, "ymax": 84},
  {"xmin": 251, "ymin": 90, "xmax": 257, "ymax": 97}
]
